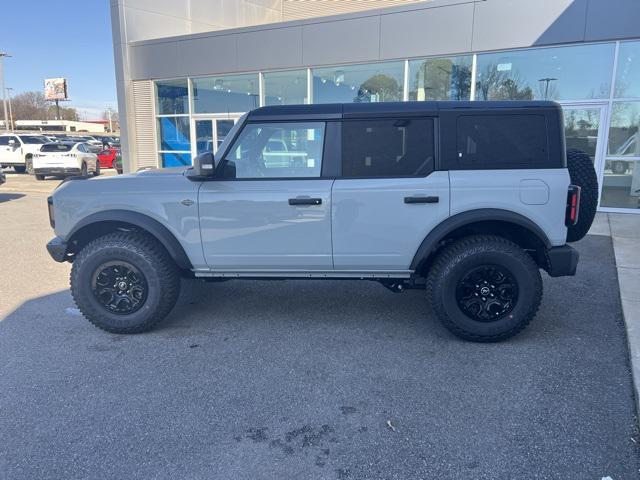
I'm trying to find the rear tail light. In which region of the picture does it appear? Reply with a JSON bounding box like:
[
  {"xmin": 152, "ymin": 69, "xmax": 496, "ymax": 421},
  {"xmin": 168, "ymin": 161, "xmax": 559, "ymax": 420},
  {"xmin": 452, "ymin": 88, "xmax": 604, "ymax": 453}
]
[{"xmin": 565, "ymin": 185, "xmax": 581, "ymax": 226}]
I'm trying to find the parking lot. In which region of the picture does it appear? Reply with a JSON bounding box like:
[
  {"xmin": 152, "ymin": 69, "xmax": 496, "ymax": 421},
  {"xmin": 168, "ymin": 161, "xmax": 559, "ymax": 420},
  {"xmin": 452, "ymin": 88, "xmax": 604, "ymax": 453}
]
[{"xmin": 0, "ymin": 170, "xmax": 639, "ymax": 479}]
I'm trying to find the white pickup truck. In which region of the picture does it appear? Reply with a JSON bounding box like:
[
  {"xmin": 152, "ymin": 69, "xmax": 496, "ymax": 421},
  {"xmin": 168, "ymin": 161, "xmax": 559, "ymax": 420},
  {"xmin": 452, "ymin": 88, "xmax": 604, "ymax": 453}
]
[{"xmin": 0, "ymin": 134, "xmax": 49, "ymax": 173}]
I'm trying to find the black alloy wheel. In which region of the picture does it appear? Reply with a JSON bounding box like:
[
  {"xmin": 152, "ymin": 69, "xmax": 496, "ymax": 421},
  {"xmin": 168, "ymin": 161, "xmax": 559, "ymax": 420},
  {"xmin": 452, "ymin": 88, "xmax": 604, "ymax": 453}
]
[
  {"xmin": 91, "ymin": 261, "xmax": 148, "ymax": 315},
  {"xmin": 455, "ymin": 265, "xmax": 518, "ymax": 322}
]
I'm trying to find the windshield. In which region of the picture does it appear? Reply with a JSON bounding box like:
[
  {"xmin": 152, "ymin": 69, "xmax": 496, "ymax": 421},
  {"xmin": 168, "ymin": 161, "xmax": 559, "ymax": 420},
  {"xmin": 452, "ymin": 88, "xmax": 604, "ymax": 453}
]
[
  {"xmin": 41, "ymin": 143, "xmax": 72, "ymax": 152},
  {"xmin": 21, "ymin": 135, "xmax": 48, "ymax": 144},
  {"xmin": 214, "ymin": 113, "xmax": 247, "ymax": 166}
]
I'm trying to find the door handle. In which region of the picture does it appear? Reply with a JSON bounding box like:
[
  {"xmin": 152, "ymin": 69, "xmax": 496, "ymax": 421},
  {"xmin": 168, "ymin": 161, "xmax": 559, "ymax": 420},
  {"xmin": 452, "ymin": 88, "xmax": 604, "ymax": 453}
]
[
  {"xmin": 288, "ymin": 197, "xmax": 322, "ymax": 206},
  {"xmin": 404, "ymin": 195, "xmax": 439, "ymax": 204}
]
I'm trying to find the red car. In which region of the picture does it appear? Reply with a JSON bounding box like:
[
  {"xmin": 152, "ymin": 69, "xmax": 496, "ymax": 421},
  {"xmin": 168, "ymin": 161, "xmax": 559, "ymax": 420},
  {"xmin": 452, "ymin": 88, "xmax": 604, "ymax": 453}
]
[{"xmin": 97, "ymin": 148, "xmax": 120, "ymax": 169}]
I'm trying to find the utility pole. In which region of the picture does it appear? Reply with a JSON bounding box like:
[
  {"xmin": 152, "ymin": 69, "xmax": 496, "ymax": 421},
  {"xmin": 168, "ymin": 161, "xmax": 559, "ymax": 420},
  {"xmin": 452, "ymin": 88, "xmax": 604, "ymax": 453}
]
[
  {"xmin": 6, "ymin": 87, "xmax": 13, "ymax": 131},
  {"xmin": 107, "ymin": 108, "xmax": 113, "ymax": 133},
  {"xmin": 0, "ymin": 52, "xmax": 11, "ymax": 132}
]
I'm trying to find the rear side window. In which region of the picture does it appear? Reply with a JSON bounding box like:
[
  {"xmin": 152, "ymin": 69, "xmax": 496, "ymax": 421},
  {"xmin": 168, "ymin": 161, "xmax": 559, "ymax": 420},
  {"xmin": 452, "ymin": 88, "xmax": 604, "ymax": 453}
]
[
  {"xmin": 456, "ymin": 114, "xmax": 548, "ymax": 168},
  {"xmin": 41, "ymin": 144, "xmax": 72, "ymax": 152},
  {"xmin": 342, "ymin": 118, "xmax": 435, "ymax": 178},
  {"xmin": 0, "ymin": 137, "xmax": 8, "ymax": 146}
]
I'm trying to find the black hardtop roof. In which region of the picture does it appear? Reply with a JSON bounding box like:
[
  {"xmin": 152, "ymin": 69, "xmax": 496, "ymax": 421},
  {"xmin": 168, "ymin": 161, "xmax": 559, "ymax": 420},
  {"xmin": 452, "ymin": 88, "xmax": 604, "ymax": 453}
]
[{"xmin": 247, "ymin": 101, "xmax": 561, "ymax": 121}]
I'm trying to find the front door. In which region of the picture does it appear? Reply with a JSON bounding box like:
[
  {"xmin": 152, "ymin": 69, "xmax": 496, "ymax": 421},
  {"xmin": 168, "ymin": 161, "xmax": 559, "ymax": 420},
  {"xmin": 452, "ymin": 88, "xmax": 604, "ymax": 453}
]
[
  {"xmin": 191, "ymin": 116, "xmax": 240, "ymax": 157},
  {"xmin": 198, "ymin": 120, "xmax": 333, "ymax": 271},
  {"xmin": 0, "ymin": 136, "xmax": 21, "ymax": 165},
  {"xmin": 561, "ymin": 103, "xmax": 608, "ymax": 207}
]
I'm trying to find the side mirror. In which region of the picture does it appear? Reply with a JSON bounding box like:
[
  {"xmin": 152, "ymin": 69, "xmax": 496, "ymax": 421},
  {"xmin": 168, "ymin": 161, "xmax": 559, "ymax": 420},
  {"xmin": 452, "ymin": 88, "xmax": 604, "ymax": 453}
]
[{"xmin": 192, "ymin": 151, "xmax": 215, "ymax": 177}]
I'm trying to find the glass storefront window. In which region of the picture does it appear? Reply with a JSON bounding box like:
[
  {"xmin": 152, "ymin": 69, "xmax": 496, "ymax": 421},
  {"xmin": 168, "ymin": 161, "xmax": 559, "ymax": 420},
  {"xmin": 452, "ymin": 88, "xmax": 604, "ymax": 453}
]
[
  {"xmin": 408, "ymin": 56, "xmax": 472, "ymax": 101},
  {"xmin": 192, "ymin": 74, "xmax": 259, "ymax": 114},
  {"xmin": 608, "ymin": 102, "xmax": 640, "ymax": 156},
  {"xmin": 161, "ymin": 152, "xmax": 192, "ymax": 168},
  {"xmin": 615, "ymin": 41, "xmax": 640, "ymax": 99},
  {"xmin": 601, "ymin": 159, "xmax": 640, "ymax": 209},
  {"xmin": 476, "ymin": 43, "xmax": 615, "ymax": 101},
  {"xmin": 563, "ymin": 107, "xmax": 601, "ymax": 161},
  {"xmin": 156, "ymin": 79, "xmax": 189, "ymax": 115},
  {"xmin": 264, "ymin": 70, "xmax": 308, "ymax": 105},
  {"xmin": 157, "ymin": 117, "xmax": 191, "ymax": 151},
  {"xmin": 312, "ymin": 62, "xmax": 404, "ymax": 104}
]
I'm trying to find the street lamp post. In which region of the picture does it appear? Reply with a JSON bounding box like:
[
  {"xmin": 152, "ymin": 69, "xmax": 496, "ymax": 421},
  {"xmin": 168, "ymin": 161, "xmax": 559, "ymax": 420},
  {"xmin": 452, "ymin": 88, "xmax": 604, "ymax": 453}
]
[
  {"xmin": 538, "ymin": 77, "xmax": 557, "ymax": 100},
  {"xmin": 6, "ymin": 87, "xmax": 13, "ymax": 131},
  {"xmin": 0, "ymin": 52, "xmax": 11, "ymax": 132}
]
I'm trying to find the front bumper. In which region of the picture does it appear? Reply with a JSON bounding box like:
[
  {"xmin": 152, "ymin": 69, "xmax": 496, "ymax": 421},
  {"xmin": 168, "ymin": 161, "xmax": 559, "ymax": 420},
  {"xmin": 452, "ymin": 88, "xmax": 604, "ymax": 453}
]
[
  {"xmin": 35, "ymin": 167, "xmax": 81, "ymax": 175},
  {"xmin": 46, "ymin": 236, "xmax": 69, "ymax": 263},
  {"xmin": 545, "ymin": 244, "xmax": 579, "ymax": 277}
]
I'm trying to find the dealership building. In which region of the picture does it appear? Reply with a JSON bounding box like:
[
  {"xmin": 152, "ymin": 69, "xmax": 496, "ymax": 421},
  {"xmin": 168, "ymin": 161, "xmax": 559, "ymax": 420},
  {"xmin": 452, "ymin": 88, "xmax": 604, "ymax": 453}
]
[{"xmin": 110, "ymin": 0, "xmax": 640, "ymax": 212}]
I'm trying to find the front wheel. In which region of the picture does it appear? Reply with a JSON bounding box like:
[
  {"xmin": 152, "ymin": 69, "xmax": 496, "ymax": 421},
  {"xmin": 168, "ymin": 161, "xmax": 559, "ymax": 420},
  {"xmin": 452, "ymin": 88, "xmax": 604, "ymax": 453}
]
[
  {"xmin": 427, "ymin": 235, "xmax": 542, "ymax": 342},
  {"xmin": 93, "ymin": 162, "xmax": 100, "ymax": 177},
  {"xmin": 71, "ymin": 232, "xmax": 181, "ymax": 333}
]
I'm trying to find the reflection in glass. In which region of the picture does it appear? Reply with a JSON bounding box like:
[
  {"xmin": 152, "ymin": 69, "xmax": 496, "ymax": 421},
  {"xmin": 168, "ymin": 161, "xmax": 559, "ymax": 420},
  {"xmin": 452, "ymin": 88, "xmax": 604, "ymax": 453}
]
[
  {"xmin": 408, "ymin": 56, "xmax": 472, "ymax": 101},
  {"xmin": 226, "ymin": 122, "xmax": 325, "ymax": 178},
  {"xmin": 156, "ymin": 79, "xmax": 189, "ymax": 115},
  {"xmin": 312, "ymin": 62, "xmax": 404, "ymax": 104},
  {"xmin": 161, "ymin": 152, "xmax": 192, "ymax": 168},
  {"xmin": 476, "ymin": 43, "xmax": 615, "ymax": 101},
  {"xmin": 563, "ymin": 108, "xmax": 600, "ymax": 161},
  {"xmin": 158, "ymin": 117, "xmax": 191, "ymax": 151},
  {"xmin": 600, "ymin": 160, "xmax": 639, "ymax": 209},
  {"xmin": 264, "ymin": 70, "xmax": 307, "ymax": 105},
  {"xmin": 195, "ymin": 120, "xmax": 213, "ymax": 155},
  {"xmin": 192, "ymin": 74, "xmax": 259, "ymax": 114},
  {"xmin": 615, "ymin": 41, "xmax": 640, "ymax": 99},
  {"xmin": 608, "ymin": 102, "xmax": 640, "ymax": 156}
]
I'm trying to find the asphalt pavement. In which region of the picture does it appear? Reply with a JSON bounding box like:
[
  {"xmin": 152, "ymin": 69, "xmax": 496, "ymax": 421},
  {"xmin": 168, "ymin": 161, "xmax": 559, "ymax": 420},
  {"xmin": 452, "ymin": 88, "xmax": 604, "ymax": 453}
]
[{"xmin": 0, "ymin": 170, "xmax": 638, "ymax": 479}]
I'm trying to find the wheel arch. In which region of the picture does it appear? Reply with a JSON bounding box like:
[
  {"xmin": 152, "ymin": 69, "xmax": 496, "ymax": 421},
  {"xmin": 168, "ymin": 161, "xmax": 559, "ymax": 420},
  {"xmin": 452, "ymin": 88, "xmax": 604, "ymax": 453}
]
[
  {"xmin": 66, "ymin": 210, "xmax": 193, "ymax": 271},
  {"xmin": 411, "ymin": 209, "xmax": 552, "ymax": 274}
]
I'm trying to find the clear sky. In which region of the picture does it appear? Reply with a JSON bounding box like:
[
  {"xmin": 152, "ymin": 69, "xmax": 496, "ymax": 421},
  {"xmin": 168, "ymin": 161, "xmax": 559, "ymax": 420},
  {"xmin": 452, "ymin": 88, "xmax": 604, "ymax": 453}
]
[{"xmin": 0, "ymin": 0, "xmax": 117, "ymax": 120}]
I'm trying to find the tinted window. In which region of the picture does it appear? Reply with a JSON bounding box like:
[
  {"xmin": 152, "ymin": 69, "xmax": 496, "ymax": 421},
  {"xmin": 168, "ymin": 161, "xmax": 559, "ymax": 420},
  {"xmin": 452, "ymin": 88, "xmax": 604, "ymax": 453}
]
[
  {"xmin": 77, "ymin": 144, "xmax": 86, "ymax": 153},
  {"xmin": 342, "ymin": 118, "xmax": 435, "ymax": 177},
  {"xmin": 456, "ymin": 114, "xmax": 548, "ymax": 168},
  {"xmin": 0, "ymin": 137, "xmax": 8, "ymax": 146},
  {"xmin": 20, "ymin": 135, "xmax": 47, "ymax": 144},
  {"xmin": 41, "ymin": 143, "xmax": 72, "ymax": 152},
  {"xmin": 225, "ymin": 122, "xmax": 325, "ymax": 179}
]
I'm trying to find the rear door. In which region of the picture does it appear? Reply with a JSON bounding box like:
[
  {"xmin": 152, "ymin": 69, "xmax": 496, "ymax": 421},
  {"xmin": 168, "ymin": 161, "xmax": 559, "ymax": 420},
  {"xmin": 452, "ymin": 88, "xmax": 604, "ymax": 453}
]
[
  {"xmin": 198, "ymin": 120, "xmax": 334, "ymax": 271},
  {"xmin": 331, "ymin": 116, "xmax": 450, "ymax": 271}
]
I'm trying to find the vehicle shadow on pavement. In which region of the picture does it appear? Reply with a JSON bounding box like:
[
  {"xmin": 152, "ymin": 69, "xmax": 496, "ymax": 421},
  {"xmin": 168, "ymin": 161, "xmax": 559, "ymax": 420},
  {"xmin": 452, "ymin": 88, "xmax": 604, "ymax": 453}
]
[
  {"xmin": 0, "ymin": 193, "xmax": 25, "ymax": 203},
  {"xmin": 0, "ymin": 235, "xmax": 638, "ymax": 479}
]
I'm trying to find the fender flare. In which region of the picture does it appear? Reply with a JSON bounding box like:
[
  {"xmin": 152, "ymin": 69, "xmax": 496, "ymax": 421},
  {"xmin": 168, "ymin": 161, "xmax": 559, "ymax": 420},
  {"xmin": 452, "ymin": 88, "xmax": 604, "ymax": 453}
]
[
  {"xmin": 410, "ymin": 208, "xmax": 552, "ymax": 270},
  {"xmin": 68, "ymin": 209, "xmax": 192, "ymax": 270}
]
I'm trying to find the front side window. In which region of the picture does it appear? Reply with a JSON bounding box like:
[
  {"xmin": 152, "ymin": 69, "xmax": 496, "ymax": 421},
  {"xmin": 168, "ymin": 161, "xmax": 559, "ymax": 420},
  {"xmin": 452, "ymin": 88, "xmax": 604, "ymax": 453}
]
[
  {"xmin": 20, "ymin": 135, "xmax": 47, "ymax": 144},
  {"xmin": 224, "ymin": 122, "xmax": 325, "ymax": 179},
  {"xmin": 341, "ymin": 118, "xmax": 435, "ymax": 178},
  {"xmin": 456, "ymin": 114, "xmax": 549, "ymax": 168}
]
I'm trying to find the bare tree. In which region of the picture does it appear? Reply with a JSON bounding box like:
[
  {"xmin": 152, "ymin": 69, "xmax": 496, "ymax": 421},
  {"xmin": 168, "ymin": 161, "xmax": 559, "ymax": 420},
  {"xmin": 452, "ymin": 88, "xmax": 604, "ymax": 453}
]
[{"xmin": 10, "ymin": 90, "xmax": 79, "ymax": 121}]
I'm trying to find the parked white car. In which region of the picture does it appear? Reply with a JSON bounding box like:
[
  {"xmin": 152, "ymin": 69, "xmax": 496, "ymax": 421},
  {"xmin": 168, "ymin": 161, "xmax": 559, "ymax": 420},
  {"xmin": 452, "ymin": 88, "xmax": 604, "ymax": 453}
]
[
  {"xmin": 33, "ymin": 142, "xmax": 100, "ymax": 180},
  {"xmin": 0, "ymin": 134, "xmax": 49, "ymax": 173}
]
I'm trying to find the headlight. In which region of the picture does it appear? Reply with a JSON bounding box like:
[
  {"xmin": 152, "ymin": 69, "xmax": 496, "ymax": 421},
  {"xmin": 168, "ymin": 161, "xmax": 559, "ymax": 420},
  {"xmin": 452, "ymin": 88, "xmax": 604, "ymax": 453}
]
[{"xmin": 47, "ymin": 196, "xmax": 55, "ymax": 228}]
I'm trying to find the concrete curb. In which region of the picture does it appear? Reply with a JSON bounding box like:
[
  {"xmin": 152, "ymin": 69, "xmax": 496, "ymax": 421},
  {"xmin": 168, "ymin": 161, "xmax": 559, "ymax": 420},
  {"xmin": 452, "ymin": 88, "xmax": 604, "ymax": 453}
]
[{"xmin": 592, "ymin": 213, "xmax": 640, "ymax": 423}]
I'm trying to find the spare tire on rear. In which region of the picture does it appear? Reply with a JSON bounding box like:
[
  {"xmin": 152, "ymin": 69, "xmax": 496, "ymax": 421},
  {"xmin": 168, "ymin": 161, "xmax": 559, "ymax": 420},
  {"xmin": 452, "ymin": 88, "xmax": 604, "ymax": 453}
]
[{"xmin": 565, "ymin": 149, "xmax": 598, "ymax": 243}]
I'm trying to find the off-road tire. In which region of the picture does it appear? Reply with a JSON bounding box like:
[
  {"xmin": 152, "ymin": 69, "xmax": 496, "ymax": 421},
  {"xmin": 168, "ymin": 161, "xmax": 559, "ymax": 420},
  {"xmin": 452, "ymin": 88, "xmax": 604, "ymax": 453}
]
[
  {"xmin": 566, "ymin": 149, "xmax": 598, "ymax": 242},
  {"xmin": 35, "ymin": 174, "xmax": 45, "ymax": 181},
  {"xmin": 70, "ymin": 232, "xmax": 180, "ymax": 334},
  {"xmin": 427, "ymin": 235, "xmax": 542, "ymax": 342},
  {"xmin": 13, "ymin": 165, "xmax": 26, "ymax": 174}
]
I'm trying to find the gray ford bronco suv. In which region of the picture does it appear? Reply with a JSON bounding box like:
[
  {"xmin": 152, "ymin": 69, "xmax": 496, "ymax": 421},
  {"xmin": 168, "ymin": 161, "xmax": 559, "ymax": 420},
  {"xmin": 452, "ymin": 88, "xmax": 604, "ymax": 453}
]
[{"xmin": 46, "ymin": 101, "xmax": 598, "ymax": 342}]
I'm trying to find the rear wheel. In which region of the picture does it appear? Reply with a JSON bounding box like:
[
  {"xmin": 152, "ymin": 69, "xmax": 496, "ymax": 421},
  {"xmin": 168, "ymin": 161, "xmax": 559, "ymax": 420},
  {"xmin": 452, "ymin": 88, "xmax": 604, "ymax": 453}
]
[
  {"xmin": 566, "ymin": 149, "xmax": 598, "ymax": 242},
  {"xmin": 611, "ymin": 160, "xmax": 628, "ymax": 175},
  {"xmin": 35, "ymin": 174, "xmax": 45, "ymax": 181},
  {"xmin": 71, "ymin": 232, "xmax": 181, "ymax": 334},
  {"xmin": 93, "ymin": 162, "xmax": 100, "ymax": 177},
  {"xmin": 80, "ymin": 162, "xmax": 88, "ymax": 176},
  {"xmin": 427, "ymin": 235, "xmax": 542, "ymax": 342},
  {"xmin": 25, "ymin": 156, "xmax": 34, "ymax": 175}
]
